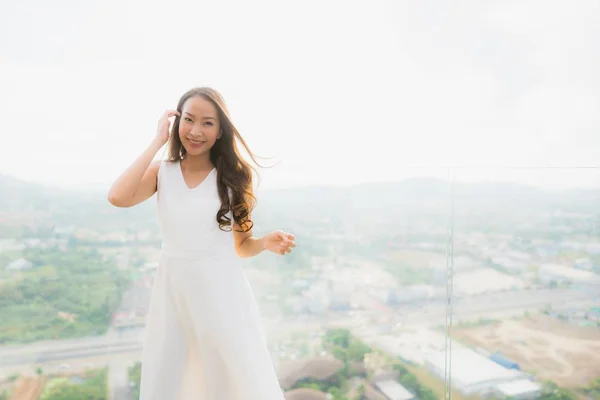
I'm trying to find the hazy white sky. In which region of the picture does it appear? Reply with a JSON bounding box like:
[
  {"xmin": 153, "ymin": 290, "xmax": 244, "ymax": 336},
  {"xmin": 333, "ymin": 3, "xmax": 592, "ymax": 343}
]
[{"xmin": 1, "ymin": 0, "xmax": 599, "ymax": 190}]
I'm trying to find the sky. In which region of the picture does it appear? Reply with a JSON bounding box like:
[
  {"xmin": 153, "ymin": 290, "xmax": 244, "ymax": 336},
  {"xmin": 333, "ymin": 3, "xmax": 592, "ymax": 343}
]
[{"xmin": 0, "ymin": 0, "xmax": 599, "ymax": 191}]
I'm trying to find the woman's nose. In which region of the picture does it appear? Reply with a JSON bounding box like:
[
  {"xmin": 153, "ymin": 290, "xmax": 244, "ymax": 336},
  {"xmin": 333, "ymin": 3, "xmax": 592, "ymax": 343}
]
[{"xmin": 190, "ymin": 127, "xmax": 203, "ymax": 137}]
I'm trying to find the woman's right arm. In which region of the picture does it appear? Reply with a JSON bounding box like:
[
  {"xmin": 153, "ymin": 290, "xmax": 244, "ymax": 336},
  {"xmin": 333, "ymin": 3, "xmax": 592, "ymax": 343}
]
[
  {"xmin": 107, "ymin": 139, "xmax": 163, "ymax": 208},
  {"xmin": 107, "ymin": 110, "xmax": 180, "ymax": 208}
]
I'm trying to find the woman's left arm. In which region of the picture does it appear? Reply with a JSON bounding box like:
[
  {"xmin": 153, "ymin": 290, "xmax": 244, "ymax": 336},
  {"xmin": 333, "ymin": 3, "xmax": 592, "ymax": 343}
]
[{"xmin": 233, "ymin": 220, "xmax": 295, "ymax": 258}]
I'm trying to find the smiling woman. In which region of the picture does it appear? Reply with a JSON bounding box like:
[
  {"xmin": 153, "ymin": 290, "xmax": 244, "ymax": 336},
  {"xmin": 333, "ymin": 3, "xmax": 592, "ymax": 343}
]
[
  {"xmin": 166, "ymin": 87, "xmax": 258, "ymax": 233},
  {"xmin": 106, "ymin": 87, "xmax": 296, "ymax": 399}
]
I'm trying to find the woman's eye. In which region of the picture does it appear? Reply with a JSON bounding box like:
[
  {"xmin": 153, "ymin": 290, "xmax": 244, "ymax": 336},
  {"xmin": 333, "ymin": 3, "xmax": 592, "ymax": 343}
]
[
  {"xmin": 205, "ymin": 122, "xmax": 213, "ymax": 126},
  {"xmin": 184, "ymin": 118, "xmax": 193, "ymax": 122}
]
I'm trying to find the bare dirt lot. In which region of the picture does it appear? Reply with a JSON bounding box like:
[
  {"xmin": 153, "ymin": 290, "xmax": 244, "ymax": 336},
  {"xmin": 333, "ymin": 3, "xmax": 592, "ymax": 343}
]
[
  {"xmin": 453, "ymin": 315, "xmax": 600, "ymax": 388},
  {"xmin": 8, "ymin": 376, "xmax": 46, "ymax": 400}
]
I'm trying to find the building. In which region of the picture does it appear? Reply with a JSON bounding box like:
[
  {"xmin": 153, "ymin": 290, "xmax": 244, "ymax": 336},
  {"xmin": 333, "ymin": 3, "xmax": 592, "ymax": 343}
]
[
  {"xmin": 364, "ymin": 384, "xmax": 388, "ymax": 400},
  {"xmin": 490, "ymin": 352, "xmax": 520, "ymax": 370},
  {"xmin": 454, "ymin": 268, "xmax": 524, "ymax": 295},
  {"xmin": 538, "ymin": 263, "xmax": 600, "ymax": 285},
  {"xmin": 373, "ymin": 379, "xmax": 415, "ymax": 400},
  {"xmin": 5, "ymin": 258, "xmax": 33, "ymax": 271},
  {"xmin": 493, "ymin": 379, "xmax": 542, "ymax": 400},
  {"xmin": 425, "ymin": 348, "xmax": 524, "ymax": 396}
]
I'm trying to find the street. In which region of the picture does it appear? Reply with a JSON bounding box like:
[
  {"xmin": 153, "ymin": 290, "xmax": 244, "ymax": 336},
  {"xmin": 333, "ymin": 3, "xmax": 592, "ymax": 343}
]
[{"xmin": 0, "ymin": 286, "xmax": 597, "ymax": 381}]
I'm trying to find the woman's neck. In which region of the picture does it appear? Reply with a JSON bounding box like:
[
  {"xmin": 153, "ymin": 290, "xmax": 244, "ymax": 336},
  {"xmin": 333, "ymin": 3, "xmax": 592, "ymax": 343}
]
[{"xmin": 181, "ymin": 154, "xmax": 213, "ymax": 171}]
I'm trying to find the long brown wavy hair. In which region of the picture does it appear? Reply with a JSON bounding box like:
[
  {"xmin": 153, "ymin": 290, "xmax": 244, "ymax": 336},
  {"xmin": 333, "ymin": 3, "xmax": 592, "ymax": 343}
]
[{"xmin": 167, "ymin": 87, "xmax": 259, "ymax": 232}]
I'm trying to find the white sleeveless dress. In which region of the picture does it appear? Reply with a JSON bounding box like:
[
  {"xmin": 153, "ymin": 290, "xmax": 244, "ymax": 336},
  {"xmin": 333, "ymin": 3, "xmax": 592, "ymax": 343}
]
[{"xmin": 138, "ymin": 160, "xmax": 284, "ymax": 400}]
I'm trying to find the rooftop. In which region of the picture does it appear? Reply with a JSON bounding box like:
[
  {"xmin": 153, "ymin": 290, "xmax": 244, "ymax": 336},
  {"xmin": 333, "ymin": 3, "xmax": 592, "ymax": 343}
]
[
  {"xmin": 495, "ymin": 379, "xmax": 542, "ymax": 396},
  {"xmin": 374, "ymin": 379, "xmax": 415, "ymax": 400},
  {"xmin": 425, "ymin": 347, "xmax": 522, "ymax": 388}
]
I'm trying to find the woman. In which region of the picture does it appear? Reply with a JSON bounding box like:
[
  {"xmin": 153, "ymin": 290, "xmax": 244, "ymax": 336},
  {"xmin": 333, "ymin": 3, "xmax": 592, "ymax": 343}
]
[{"xmin": 108, "ymin": 87, "xmax": 294, "ymax": 399}]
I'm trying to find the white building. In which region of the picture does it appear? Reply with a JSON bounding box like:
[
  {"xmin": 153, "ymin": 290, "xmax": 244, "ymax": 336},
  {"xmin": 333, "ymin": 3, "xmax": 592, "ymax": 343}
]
[
  {"xmin": 454, "ymin": 268, "xmax": 524, "ymax": 295},
  {"xmin": 5, "ymin": 258, "xmax": 33, "ymax": 271},
  {"xmin": 538, "ymin": 263, "xmax": 600, "ymax": 284},
  {"xmin": 374, "ymin": 380, "xmax": 415, "ymax": 400},
  {"xmin": 425, "ymin": 348, "xmax": 523, "ymax": 396},
  {"xmin": 494, "ymin": 379, "xmax": 542, "ymax": 400}
]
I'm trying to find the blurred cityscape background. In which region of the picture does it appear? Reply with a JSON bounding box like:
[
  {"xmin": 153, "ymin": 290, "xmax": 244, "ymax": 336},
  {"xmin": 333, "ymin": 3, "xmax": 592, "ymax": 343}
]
[
  {"xmin": 2, "ymin": 0, "xmax": 600, "ymax": 398},
  {"xmin": 0, "ymin": 168, "xmax": 599, "ymax": 399}
]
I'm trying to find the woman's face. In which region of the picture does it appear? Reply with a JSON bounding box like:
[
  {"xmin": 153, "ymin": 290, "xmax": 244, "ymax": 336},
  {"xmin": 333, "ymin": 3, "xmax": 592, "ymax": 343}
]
[{"xmin": 178, "ymin": 95, "xmax": 221, "ymax": 157}]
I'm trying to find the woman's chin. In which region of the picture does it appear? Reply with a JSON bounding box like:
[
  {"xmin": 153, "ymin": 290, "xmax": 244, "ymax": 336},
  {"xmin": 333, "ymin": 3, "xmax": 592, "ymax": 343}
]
[{"xmin": 184, "ymin": 144, "xmax": 210, "ymax": 156}]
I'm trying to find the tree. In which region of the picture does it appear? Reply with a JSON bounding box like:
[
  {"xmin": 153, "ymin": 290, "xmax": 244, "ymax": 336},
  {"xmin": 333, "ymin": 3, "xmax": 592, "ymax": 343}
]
[
  {"xmin": 0, "ymin": 248, "xmax": 131, "ymax": 344},
  {"xmin": 40, "ymin": 368, "xmax": 107, "ymax": 400},
  {"xmin": 539, "ymin": 381, "xmax": 577, "ymax": 400},
  {"xmin": 392, "ymin": 363, "xmax": 409, "ymax": 375},
  {"xmin": 128, "ymin": 362, "xmax": 142, "ymax": 399},
  {"xmin": 420, "ymin": 388, "xmax": 437, "ymax": 400},
  {"xmin": 327, "ymin": 386, "xmax": 346, "ymax": 400},
  {"xmin": 399, "ymin": 373, "xmax": 419, "ymax": 392},
  {"xmin": 588, "ymin": 377, "xmax": 600, "ymax": 394},
  {"xmin": 357, "ymin": 384, "xmax": 365, "ymax": 396},
  {"xmin": 347, "ymin": 340, "xmax": 371, "ymax": 362},
  {"xmin": 324, "ymin": 328, "xmax": 351, "ymax": 348},
  {"xmin": 41, "ymin": 383, "xmax": 105, "ymax": 400},
  {"xmin": 331, "ymin": 345, "xmax": 347, "ymax": 361}
]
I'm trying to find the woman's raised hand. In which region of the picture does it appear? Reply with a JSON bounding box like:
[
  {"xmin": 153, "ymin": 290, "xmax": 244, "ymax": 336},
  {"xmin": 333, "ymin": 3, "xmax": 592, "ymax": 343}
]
[{"xmin": 155, "ymin": 110, "xmax": 181, "ymax": 146}]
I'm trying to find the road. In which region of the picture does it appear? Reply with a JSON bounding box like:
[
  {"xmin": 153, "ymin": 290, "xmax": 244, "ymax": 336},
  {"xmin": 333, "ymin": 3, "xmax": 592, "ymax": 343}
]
[{"xmin": 0, "ymin": 286, "xmax": 597, "ymax": 378}]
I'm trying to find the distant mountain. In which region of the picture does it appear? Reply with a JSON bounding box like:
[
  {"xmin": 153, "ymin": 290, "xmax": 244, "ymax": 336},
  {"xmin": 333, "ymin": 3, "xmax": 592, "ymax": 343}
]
[
  {"xmin": 1, "ymin": 174, "xmax": 598, "ymax": 233},
  {"xmin": 0, "ymin": 174, "xmax": 158, "ymax": 232},
  {"xmin": 258, "ymin": 178, "xmax": 600, "ymax": 215}
]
